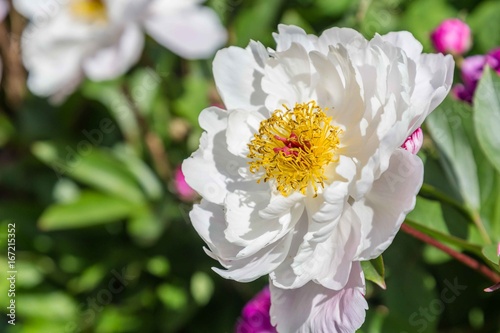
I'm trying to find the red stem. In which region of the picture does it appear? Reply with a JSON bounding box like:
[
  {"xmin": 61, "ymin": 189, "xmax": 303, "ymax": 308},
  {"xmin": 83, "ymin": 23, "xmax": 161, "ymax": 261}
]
[{"xmin": 401, "ymin": 223, "xmax": 500, "ymax": 284}]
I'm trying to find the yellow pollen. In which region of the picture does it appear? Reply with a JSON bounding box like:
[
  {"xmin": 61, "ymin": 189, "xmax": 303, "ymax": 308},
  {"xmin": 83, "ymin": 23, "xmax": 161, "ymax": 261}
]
[
  {"xmin": 247, "ymin": 101, "xmax": 342, "ymax": 197},
  {"xmin": 71, "ymin": 0, "xmax": 107, "ymax": 22}
]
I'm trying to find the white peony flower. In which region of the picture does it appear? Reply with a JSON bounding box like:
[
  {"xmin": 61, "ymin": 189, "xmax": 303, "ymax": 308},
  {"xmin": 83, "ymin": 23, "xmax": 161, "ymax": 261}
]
[
  {"xmin": 14, "ymin": 0, "xmax": 227, "ymax": 99},
  {"xmin": 183, "ymin": 25, "xmax": 454, "ymax": 332}
]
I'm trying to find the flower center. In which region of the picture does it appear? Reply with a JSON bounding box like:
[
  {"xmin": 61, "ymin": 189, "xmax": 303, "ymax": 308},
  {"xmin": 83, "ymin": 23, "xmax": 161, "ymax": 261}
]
[
  {"xmin": 71, "ymin": 0, "xmax": 107, "ymax": 22},
  {"xmin": 247, "ymin": 101, "xmax": 342, "ymax": 197}
]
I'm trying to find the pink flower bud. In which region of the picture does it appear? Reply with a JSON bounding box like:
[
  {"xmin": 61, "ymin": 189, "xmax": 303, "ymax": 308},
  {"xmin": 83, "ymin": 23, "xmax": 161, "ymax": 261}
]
[
  {"xmin": 235, "ymin": 287, "xmax": 276, "ymax": 333},
  {"xmin": 401, "ymin": 128, "xmax": 423, "ymax": 155},
  {"xmin": 431, "ymin": 19, "xmax": 471, "ymax": 55},
  {"xmin": 174, "ymin": 166, "xmax": 197, "ymax": 201}
]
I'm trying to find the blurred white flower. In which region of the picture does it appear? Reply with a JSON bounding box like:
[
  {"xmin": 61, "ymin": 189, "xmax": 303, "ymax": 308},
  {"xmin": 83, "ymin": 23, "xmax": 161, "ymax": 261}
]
[
  {"xmin": 14, "ymin": 0, "xmax": 227, "ymax": 99},
  {"xmin": 0, "ymin": 0, "xmax": 8, "ymax": 21},
  {"xmin": 0, "ymin": 0, "xmax": 9, "ymax": 80},
  {"xmin": 183, "ymin": 25, "xmax": 453, "ymax": 332}
]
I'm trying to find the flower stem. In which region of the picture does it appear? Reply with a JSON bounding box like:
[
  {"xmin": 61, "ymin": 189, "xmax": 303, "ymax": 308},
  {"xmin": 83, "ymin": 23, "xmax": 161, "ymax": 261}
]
[
  {"xmin": 419, "ymin": 184, "xmax": 491, "ymax": 244},
  {"xmin": 401, "ymin": 223, "xmax": 500, "ymax": 284},
  {"xmin": 121, "ymin": 85, "xmax": 171, "ymax": 182}
]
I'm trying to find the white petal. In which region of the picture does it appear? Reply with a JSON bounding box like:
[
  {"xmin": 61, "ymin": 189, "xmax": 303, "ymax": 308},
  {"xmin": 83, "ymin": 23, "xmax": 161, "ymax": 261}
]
[
  {"xmin": 226, "ymin": 109, "xmax": 264, "ymax": 157},
  {"xmin": 407, "ymin": 53, "xmax": 454, "ymax": 133},
  {"xmin": 316, "ymin": 27, "xmax": 367, "ymax": 54},
  {"xmin": 354, "ymin": 149, "xmax": 423, "ymax": 260},
  {"xmin": 276, "ymin": 202, "xmax": 361, "ymax": 290},
  {"xmin": 190, "ymin": 199, "xmax": 242, "ymax": 260},
  {"xmin": 83, "ymin": 24, "xmax": 144, "ymax": 81},
  {"xmin": 309, "ymin": 47, "xmax": 366, "ymax": 141},
  {"xmin": 379, "ymin": 31, "xmax": 423, "ymax": 62},
  {"xmin": 183, "ymin": 107, "xmax": 232, "ymax": 204},
  {"xmin": 13, "ymin": 0, "xmax": 42, "ymax": 18},
  {"xmin": 212, "ymin": 42, "xmax": 268, "ymax": 112},
  {"xmin": 262, "ymin": 42, "xmax": 314, "ymax": 110},
  {"xmin": 270, "ymin": 262, "xmax": 367, "ymax": 333},
  {"xmin": 214, "ymin": 232, "xmax": 294, "ymax": 283},
  {"xmin": 191, "ymin": 199, "xmax": 295, "ymax": 283},
  {"xmin": 224, "ymin": 190, "xmax": 304, "ymax": 253},
  {"xmin": 271, "ymin": 188, "xmax": 356, "ymax": 289},
  {"xmin": 22, "ymin": 25, "xmax": 85, "ymax": 98},
  {"xmin": 143, "ymin": 0, "xmax": 227, "ymax": 59},
  {"xmin": 105, "ymin": 0, "xmax": 150, "ymax": 23},
  {"xmin": 273, "ymin": 24, "xmax": 317, "ymax": 52}
]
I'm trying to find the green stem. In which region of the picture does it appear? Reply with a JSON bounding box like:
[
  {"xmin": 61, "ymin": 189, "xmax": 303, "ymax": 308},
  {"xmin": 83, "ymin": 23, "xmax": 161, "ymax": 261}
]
[
  {"xmin": 419, "ymin": 184, "xmax": 491, "ymax": 244},
  {"xmin": 471, "ymin": 210, "xmax": 492, "ymax": 244},
  {"xmin": 121, "ymin": 85, "xmax": 172, "ymax": 182}
]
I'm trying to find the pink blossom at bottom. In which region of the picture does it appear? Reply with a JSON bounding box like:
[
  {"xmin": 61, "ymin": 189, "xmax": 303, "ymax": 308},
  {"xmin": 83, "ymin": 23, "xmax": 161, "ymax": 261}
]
[
  {"xmin": 235, "ymin": 287, "xmax": 277, "ymax": 333},
  {"xmin": 401, "ymin": 128, "xmax": 423, "ymax": 155},
  {"xmin": 174, "ymin": 166, "xmax": 197, "ymax": 201}
]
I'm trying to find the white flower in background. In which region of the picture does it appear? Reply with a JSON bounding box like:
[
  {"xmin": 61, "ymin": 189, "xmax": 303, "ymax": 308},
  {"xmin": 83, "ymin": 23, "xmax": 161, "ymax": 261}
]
[
  {"xmin": 183, "ymin": 25, "xmax": 453, "ymax": 332},
  {"xmin": 0, "ymin": 0, "xmax": 8, "ymax": 21},
  {"xmin": 14, "ymin": 0, "xmax": 227, "ymax": 99},
  {"xmin": 0, "ymin": 0, "xmax": 9, "ymax": 80}
]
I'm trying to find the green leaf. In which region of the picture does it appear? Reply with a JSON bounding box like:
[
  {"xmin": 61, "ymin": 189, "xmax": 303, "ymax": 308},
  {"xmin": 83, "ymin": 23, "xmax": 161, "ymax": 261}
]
[
  {"xmin": 39, "ymin": 191, "xmax": 135, "ymax": 230},
  {"xmin": 157, "ymin": 284, "xmax": 188, "ymax": 310},
  {"xmin": 174, "ymin": 67, "xmax": 211, "ymax": 126},
  {"xmin": 361, "ymin": 255, "xmax": 386, "ymax": 289},
  {"xmin": 113, "ymin": 144, "xmax": 163, "ymax": 201},
  {"xmin": 127, "ymin": 207, "xmax": 165, "ymax": 246},
  {"xmin": 190, "ymin": 272, "xmax": 214, "ymax": 306},
  {"xmin": 482, "ymin": 244, "xmax": 500, "ymax": 268},
  {"xmin": 473, "ymin": 67, "xmax": 500, "ymax": 174},
  {"xmin": 468, "ymin": 1, "xmax": 500, "ymax": 53},
  {"xmin": 233, "ymin": 0, "xmax": 285, "ymax": 47},
  {"xmin": 314, "ymin": 0, "xmax": 354, "ymax": 16},
  {"xmin": 478, "ymin": 169, "xmax": 500, "ymax": 241},
  {"xmin": 405, "ymin": 219, "xmax": 482, "ymax": 255},
  {"xmin": 427, "ymin": 98, "xmax": 480, "ymax": 210},
  {"xmin": 146, "ymin": 256, "xmax": 171, "ymax": 277},
  {"xmin": 81, "ymin": 80, "xmax": 142, "ymax": 151},
  {"xmin": 18, "ymin": 292, "xmax": 77, "ymax": 320},
  {"xmin": 0, "ymin": 113, "xmax": 15, "ymax": 147},
  {"xmin": 32, "ymin": 142, "xmax": 145, "ymax": 204},
  {"xmin": 360, "ymin": 0, "xmax": 400, "ymax": 37},
  {"xmin": 67, "ymin": 265, "xmax": 106, "ymax": 293},
  {"xmin": 128, "ymin": 68, "xmax": 163, "ymax": 117},
  {"xmin": 381, "ymin": 234, "xmax": 438, "ymax": 333},
  {"xmin": 401, "ymin": 0, "xmax": 456, "ymax": 51}
]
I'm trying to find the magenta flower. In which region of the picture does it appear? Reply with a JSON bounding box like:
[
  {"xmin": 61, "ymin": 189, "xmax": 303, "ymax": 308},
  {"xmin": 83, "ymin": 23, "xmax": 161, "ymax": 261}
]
[
  {"xmin": 174, "ymin": 166, "xmax": 197, "ymax": 201},
  {"xmin": 401, "ymin": 128, "xmax": 423, "ymax": 155},
  {"xmin": 235, "ymin": 287, "xmax": 277, "ymax": 333},
  {"xmin": 431, "ymin": 19, "xmax": 471, "ymax": 55},
  {"xmin": 453, "ymin": 49, "xmax": 500, "ymax": 103},
  {"xmin": 486, "ymin": 48, "xmax": 500, "ymax": 72}
]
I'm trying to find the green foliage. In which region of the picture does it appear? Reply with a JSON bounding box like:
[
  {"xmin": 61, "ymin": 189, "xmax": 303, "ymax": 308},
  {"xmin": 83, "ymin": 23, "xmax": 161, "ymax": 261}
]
[
  {"xmin": 2, "ymin": 1, "xmax": 500, "ymax": 333},
  {"xmin": 467, "ymin": 1, "xmax": 500, "ymax": 53},
  {"xmin": 474, "ymin": 68, "xmax": 500, "ymax": 174},
  {"xmin": 361, "ymin": 256, "xmax": 386, "ymax": 289}
]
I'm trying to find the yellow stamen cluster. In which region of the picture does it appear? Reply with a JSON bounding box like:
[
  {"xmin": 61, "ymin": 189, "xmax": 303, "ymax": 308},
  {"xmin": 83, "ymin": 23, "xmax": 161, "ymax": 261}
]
[
  {"xmin": 71, "ymin": 0, "xmax": 107, "ymax": 22},
  {"xmin": 247, "ymin": 101, "xmax": 342, "ymax": 197}
]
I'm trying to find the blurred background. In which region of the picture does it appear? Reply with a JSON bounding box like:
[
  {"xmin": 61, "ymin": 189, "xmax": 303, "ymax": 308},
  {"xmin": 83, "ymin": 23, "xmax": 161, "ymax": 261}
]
[{"xmin": 0, "ymin": 0, "xmax": 499, "ymax": 332}]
